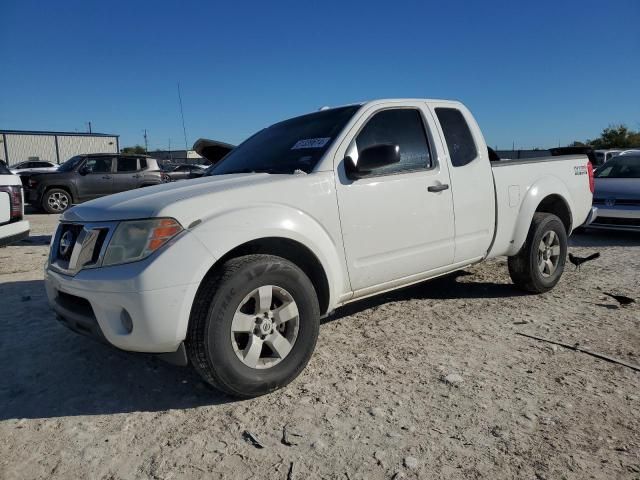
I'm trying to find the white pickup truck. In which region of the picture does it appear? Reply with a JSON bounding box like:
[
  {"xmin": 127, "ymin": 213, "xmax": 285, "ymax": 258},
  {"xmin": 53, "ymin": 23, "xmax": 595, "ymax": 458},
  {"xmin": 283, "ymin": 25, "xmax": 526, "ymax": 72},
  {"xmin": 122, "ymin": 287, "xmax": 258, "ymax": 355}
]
[
  {"xmin": 0, "ymin": 161, "xmax": 30, "ymax": 247},
  {"xmin": 45, "ymin": 99, "xmax": 594, "ymax": 397}
]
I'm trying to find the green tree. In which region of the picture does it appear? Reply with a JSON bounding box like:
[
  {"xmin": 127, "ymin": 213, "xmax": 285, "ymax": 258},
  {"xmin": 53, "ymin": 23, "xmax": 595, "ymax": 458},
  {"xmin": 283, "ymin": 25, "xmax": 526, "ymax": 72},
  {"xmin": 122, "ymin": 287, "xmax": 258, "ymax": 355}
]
[
  {"xmin": 120, "ymin": 145, "xmax": 146, "ymax": 154},
  {"xmin": 576, "ymin": 124, "xmax": 640, "ymax": 149}
]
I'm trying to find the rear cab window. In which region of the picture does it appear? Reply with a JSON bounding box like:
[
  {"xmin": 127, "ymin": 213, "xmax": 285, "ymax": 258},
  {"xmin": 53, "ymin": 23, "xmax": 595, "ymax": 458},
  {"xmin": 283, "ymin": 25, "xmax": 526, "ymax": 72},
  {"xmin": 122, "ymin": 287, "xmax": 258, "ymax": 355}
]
[{"xmin": 435, "ymin": 108, "xmax": 478, "ymax": 167}]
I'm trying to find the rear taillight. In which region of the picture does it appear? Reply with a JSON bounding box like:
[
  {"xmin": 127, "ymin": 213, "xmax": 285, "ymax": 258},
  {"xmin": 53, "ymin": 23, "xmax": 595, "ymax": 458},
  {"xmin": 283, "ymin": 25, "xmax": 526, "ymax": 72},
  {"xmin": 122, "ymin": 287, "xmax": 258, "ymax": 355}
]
[
  {"xmin": 587, "ymin": 162, "xmax": 595, "ymax": 194},
  {"xmin": 0, "ymin": 186, "xmax": 23, "ymax": 221}
]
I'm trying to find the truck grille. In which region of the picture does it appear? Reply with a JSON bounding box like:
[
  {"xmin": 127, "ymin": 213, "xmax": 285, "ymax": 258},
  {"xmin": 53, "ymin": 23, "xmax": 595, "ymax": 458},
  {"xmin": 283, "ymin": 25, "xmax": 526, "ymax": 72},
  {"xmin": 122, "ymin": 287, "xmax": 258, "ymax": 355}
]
[
  {"xmin": 593, "ymin": 198, "xmax": 640, "ymax": 206},
  {"xmin": 50, "ymin": 221, "xmax": 118, "ymax": 275}
]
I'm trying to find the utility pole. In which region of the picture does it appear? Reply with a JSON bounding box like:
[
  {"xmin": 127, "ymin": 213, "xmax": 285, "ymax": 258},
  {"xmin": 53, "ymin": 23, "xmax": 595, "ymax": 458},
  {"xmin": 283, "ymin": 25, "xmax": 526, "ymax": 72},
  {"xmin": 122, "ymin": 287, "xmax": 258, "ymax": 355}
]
[
  {"xmin": 86, "ymin": 121, "xmax": 92, "ymax": 133},
  {"xmin": 177, "ymin": 82, "xmax": 189, "ymax": 152},
  {"xmin": 143, "ymin": 129, "xmax": 149, "ymax": 153},
  {"xmin": 168, "ymin": 138, "xmax": 172, "ymax": 162}
]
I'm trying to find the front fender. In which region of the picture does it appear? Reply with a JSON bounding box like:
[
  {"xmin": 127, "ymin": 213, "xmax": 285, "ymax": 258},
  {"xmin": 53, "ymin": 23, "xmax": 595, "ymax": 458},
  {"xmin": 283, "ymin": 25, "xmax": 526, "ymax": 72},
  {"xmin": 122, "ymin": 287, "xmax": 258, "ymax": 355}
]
[
  {"xmin": 191, "ymin": 203, "xmax": 349, "ymax": 311},
  {"xmin": 507, "ymin": 176, "xmax": 572, "ymax": 256}
]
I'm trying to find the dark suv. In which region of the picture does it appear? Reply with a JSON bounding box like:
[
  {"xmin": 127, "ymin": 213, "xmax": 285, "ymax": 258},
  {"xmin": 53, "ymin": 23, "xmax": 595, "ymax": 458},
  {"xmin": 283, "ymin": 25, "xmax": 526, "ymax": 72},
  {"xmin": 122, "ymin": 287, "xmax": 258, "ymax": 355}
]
[{"xmin": 26, "ymin": 154, "xmax": 167, "ymax": 213}]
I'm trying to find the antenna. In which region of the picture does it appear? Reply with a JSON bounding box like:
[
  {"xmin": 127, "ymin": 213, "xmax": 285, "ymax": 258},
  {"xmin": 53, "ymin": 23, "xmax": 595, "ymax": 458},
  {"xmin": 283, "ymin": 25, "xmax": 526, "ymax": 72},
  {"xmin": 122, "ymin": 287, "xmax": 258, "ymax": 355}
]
[
  {"xmin": 177, "ymin": 82, "xmax": 189, "ymax": 152},
  {"xmin": 86, "ymin": 121, "xmax": 92, "ymax": 133}
]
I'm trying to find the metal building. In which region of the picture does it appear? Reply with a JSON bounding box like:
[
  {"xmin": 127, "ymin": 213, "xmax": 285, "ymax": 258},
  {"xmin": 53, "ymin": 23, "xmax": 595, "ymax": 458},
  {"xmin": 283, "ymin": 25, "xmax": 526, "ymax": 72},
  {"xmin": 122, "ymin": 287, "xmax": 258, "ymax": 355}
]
[{"xmin": 0, "ymin": 130, "xmax": 119, "ymax": 167}]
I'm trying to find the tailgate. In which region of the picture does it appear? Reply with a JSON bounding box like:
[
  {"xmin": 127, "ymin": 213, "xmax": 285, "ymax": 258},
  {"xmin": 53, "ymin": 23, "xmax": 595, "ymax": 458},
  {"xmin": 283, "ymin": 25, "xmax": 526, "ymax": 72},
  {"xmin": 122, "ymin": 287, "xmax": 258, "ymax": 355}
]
[{"xmin": 0, "ymin": 192, "xmax": 10, "ymax": 223}]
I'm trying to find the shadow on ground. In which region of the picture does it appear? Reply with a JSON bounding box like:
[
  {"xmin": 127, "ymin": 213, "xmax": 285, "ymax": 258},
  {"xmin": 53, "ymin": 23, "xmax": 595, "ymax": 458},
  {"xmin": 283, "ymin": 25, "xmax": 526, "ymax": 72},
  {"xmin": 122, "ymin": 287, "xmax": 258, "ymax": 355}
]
[
  {"xmin": 0, "ymin": 271, "xmax": 527, "ymax": 420},
  {"xmin": 325, "ymin": 270, "xmax": 527, "ymax": 323},
  {"xmin": 570, "ymin": 228, "xmax": 640, "ymax": 247},
  {"xmin": 0, "ymin": 280, "xmax": 232, "ymax": 421},
  {"xmin": 16, "ymin": 234, "xmax": 52, "ymax": 246}
]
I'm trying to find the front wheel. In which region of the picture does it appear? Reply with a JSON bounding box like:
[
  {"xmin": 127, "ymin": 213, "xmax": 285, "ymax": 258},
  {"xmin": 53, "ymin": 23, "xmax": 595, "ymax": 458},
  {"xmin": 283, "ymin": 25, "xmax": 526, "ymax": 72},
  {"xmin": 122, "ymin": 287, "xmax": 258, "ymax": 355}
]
[
  {"xmin": 187, "ymin": 254, "xmax": 320, "ymax": 398},
  {"xmin": 508, "ymin": 213, "xmax": 567, "ymax": 293},
  {"xmin": 42, "ymin": 188, "xmax": 72, "ymax": 214}
]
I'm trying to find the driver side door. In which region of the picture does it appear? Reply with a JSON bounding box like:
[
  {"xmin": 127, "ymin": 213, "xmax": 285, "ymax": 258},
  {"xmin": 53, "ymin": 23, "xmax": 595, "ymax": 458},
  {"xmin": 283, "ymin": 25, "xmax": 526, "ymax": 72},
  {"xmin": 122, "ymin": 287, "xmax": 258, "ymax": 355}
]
[
  {"xmin": 76, "ymin": 156, "xmax": 115, "ymax": 200},
  {"xmin": 335, "ymin": 104, "xmax": 456, "ymax": 296}
]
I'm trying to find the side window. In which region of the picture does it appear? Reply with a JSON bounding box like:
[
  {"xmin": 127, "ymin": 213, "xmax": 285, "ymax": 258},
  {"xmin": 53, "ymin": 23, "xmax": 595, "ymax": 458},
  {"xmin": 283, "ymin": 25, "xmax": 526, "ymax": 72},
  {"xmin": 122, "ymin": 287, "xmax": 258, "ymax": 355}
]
[
  {"xmin": 355, "ymin": 109, "xmax": 432, "ymax": 175},
  {"xmin": 139, "ymin": 158, "xmax": 147, "ymax": 169},
  {"xmin": 117, "ymin": 157, "xmax": 138, "ymax": 172},
  {"xmin": 84, "ymin": 156, "xmax": 113, "ymax": 173},
  {"xmin": 435, "ymin": 108, "xmax": 478, "ymax": 167}
]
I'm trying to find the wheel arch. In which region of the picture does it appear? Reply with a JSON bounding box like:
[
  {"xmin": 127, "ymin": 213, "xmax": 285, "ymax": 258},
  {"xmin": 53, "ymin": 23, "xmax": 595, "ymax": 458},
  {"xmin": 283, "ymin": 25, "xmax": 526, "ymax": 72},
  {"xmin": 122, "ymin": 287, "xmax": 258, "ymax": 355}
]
[
  {"xmin": 43, "ymin": 184, "xmax": 76, "ymax": 203},
  {"xmin": 507, "ymin": 176, "xmax": 574, "ymax": 256},
  {"xmin": 192, "ymin": 236, "xmax": 333, "ymax": 318}
]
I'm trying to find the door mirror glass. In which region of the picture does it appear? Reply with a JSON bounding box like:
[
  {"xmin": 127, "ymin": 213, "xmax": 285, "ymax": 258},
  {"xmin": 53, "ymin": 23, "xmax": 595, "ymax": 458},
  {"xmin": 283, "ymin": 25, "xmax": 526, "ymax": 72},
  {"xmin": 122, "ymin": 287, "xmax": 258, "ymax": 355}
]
[
  {"xmin": 345, "ymin": 144, "xmax": 400, "ymax": 178},
  {"xmin": 78, "ymin": 165, "xmax": 89, "ymax": 175}
]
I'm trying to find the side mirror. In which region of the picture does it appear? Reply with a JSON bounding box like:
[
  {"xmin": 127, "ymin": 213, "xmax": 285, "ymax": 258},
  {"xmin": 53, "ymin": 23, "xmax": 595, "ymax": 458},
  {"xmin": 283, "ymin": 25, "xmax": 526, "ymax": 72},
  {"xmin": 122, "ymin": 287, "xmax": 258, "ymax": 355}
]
[
  {"xmin": 78, "ymin": 165, "xmax": 89, "ymax": 175},
  {"xmin": 345, "ymin": 144, "xmax": 400, "ymax": 178}
]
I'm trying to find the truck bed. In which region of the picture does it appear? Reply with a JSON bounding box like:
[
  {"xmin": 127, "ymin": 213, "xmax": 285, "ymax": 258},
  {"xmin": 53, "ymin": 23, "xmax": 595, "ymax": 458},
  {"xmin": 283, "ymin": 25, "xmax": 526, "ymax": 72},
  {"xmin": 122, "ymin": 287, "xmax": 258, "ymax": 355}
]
[{"xmin": 488, "ymin": 155, "xmax": 593, "ymax": 258}]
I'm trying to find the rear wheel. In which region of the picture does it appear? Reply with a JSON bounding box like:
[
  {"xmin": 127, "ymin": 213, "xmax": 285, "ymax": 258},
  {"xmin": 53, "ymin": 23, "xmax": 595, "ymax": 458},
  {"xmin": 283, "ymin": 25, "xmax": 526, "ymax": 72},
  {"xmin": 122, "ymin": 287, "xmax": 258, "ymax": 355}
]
[
  {"xmin": 187, "ymin": 254, "xmax": 320, "ymax": 398},
  {"xmin": 508, "ymin": 213, "xmax": 567, "ymax": 293},
  {"xmin": 42, "ymin": 188, "xmax": 72, "ymax": 214}
]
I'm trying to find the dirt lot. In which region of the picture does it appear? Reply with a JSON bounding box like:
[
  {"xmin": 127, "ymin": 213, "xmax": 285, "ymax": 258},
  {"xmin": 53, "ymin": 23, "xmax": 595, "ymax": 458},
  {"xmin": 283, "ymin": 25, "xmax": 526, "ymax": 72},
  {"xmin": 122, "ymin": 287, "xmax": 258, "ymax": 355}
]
[{"xmin": 0, "ymin": 213, "xmax": 638, "ymax": 480}]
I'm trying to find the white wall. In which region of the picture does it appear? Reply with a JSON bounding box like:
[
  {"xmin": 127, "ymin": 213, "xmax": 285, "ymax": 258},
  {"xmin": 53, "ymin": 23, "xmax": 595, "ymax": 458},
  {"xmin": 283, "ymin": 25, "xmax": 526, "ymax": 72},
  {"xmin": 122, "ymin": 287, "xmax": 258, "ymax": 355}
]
[
  {"xmin": 5, "ymin": 134, "xmax": 58, "ymax": 166},
  {"xmin": 1, "ymin": 133, "xmax": 119, "ymax": 166},
  {"xmin": 57, "ymin": 136, "xmax": 118, "ymax": 163}
]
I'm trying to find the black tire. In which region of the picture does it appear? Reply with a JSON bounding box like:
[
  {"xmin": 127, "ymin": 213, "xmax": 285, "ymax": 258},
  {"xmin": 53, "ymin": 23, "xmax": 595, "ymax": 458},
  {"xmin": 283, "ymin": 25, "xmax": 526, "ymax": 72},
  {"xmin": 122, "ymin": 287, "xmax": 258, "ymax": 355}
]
[
  {"xmin": 42, "ymin": 188, "xmax": 72, "ymax": 214},
  {"xmin": 187, "ymin": 254, "xmax": 320, "ymax": 398},
  {"xmin": 508, "ymin": 213, "xmax": 567, "ymax": 293}
]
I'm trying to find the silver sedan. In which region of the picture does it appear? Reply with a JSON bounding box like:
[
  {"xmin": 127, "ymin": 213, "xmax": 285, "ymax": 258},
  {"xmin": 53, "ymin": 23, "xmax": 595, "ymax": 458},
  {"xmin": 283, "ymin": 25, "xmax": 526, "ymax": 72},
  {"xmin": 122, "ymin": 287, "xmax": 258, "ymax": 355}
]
[{"xmin": 589, "ymin": 154, "xmax": 640, "ymax": 231}]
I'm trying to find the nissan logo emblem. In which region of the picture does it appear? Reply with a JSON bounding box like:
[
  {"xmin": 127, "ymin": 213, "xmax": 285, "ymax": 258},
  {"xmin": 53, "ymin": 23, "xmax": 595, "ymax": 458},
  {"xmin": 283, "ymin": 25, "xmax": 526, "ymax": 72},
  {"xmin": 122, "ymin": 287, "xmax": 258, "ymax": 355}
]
[{"xmin": 59, "ymin": 230, "xmax": 74, "ymax": 257}]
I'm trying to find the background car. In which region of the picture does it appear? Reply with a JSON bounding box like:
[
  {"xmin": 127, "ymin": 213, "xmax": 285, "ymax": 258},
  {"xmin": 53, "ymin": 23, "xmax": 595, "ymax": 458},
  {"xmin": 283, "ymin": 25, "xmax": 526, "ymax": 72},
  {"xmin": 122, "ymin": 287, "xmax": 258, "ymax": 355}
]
[
  {"xmin": 590, "ymin": 154, "xmax": 640, "ymax": 231},
  {"xmin": 162, "ymin": 163, "xmax": 208, "ymax": 181},
  {"xmin": 0, "ymin": 160, "xmax": 30, "ymax": 246},
  {"xmin": 26, "ymin": 154, "xmax": 166, "ymax": 213},
  {"xmin": 10, "ymin": 160, "xmax": 58, "ymax": 174},
  {"xmin": 594, "ymin": 149, "xmax": 623, "ymax": 165}
]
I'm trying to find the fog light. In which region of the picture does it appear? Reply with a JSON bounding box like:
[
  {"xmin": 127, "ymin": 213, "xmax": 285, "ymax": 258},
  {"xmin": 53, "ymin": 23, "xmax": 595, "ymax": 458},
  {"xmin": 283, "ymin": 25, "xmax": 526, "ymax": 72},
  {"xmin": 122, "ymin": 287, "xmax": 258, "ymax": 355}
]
[{"xmin": 120, "ymin": 309, "xmax": 133, "ymax": 334}]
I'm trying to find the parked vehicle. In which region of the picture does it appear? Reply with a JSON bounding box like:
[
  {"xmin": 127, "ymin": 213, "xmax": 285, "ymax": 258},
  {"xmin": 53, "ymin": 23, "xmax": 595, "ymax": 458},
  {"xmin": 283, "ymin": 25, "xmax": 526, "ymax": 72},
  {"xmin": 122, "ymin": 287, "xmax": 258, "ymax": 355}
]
[
  {"xmin": 0, "ymin": 160, "xmax": 30, "ymax": 246},
  {"xmin": 26, "ymin": 154, "xmax": 166, "ymax": 213},
  {"xmin": 10, "ymin": 160, "xmax": 58, "ymax": 174},
  {"xmin": 163, "ymin": 163, "xmax": 207, "ymax": 181},
  {"xmin": 619, "ymin": 149, "xmax": 640, "ymax": 156},
  {"xmin": 589, "ymin": 154, "xmax": 640, "ymax": 231},
  {"xmin": 44, "ymin": 99, "xmax": 594, "ymax": 397},
  {"xmin": 595, "ymin": 149, "xmax": 623, "ymax": 165}
]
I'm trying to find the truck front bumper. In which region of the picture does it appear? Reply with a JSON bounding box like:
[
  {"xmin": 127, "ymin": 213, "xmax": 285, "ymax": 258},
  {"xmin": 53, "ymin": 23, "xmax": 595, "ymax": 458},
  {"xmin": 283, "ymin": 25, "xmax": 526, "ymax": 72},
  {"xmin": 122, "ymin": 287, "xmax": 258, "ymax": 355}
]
[{"xmin": 44, "ymin": 230, "xmax": 216, "ymax": 358}]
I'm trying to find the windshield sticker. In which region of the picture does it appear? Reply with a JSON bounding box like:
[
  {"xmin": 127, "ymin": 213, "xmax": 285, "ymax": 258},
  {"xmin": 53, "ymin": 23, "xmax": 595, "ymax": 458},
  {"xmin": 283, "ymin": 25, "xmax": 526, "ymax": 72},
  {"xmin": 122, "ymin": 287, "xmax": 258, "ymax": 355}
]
[{"xmin": 291, "ymin": 137, "xmax": 331, "ymax": 150}]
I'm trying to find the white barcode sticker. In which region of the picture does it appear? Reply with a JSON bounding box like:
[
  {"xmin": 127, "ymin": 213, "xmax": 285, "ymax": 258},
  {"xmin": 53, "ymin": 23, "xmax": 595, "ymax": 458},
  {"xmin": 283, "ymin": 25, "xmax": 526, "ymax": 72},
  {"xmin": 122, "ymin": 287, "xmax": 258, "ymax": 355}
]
[{"xmin": 291, "ymin": 137, "xmax": 331, "ymax": 150}]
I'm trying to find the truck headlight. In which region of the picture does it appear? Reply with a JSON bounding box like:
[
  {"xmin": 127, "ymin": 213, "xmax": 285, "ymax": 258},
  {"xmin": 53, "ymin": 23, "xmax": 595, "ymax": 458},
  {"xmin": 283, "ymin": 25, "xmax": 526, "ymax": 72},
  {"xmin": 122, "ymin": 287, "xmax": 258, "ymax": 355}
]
[{"xmin": 102, "ymin": 218, "xmax": 183, "ymax": 267}]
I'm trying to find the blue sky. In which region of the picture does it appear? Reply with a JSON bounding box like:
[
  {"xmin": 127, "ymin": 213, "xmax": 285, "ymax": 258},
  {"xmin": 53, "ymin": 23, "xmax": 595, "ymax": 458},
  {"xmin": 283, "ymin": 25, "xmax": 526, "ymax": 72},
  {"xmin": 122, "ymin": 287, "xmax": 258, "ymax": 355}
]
[{"xmin": 1, "ymin": 0, "xmax": 638, "ymax": 150}]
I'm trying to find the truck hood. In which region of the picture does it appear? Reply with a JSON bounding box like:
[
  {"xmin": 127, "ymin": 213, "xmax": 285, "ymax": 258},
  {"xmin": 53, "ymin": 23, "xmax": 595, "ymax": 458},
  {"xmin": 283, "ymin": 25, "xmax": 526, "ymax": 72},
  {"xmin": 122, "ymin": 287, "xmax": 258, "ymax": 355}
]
[{"xmin": 62, "ymin": 173, "xmax": 305, "ymax": 223}]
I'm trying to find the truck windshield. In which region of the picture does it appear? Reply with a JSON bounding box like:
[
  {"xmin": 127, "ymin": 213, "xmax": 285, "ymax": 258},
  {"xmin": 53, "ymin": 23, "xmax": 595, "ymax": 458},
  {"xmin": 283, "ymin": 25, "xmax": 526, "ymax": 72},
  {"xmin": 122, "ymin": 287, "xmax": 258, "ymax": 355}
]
[
  {"xmin": 57, "ymin": 155, "xmax": 84, "ymax": 173},
  {"xmin": 207, "ymin": 105, "xmax": 360, "ymax": 175}
]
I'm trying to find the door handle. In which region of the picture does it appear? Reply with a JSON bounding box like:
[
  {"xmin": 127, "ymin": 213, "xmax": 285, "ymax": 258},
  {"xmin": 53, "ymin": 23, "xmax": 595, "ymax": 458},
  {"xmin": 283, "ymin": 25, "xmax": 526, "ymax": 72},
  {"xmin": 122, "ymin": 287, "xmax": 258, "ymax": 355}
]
[
  {"xmin": 133, "ymin": 174, "xmax": 141, "ymax": 178},
  {"xmin": 428, "ymin": 183, "xmax": 449, "ymax": 193},
  {"xmin": 102, "ymin": 175, "xmax": 112, "ymax": 179}
]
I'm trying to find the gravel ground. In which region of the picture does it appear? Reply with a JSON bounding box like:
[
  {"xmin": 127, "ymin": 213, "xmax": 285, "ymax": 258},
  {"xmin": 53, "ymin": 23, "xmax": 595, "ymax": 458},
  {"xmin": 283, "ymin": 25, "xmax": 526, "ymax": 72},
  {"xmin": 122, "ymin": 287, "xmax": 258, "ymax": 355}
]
[{"xmin": 0, "ymin": 213, "xmax": 639, "ymax": 480}]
